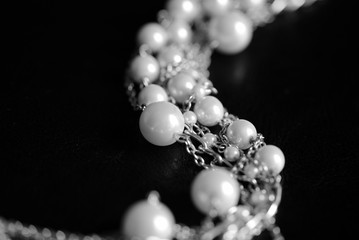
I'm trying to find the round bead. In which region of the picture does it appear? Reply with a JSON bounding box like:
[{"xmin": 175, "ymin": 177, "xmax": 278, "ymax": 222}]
[
  {"xmin": 130, "ymin": 55, "xmax": 160, "ymax": 83},
  {"xmin": 191, "ymin": 167, "xmax": 241, "ymax": 215},
  {"xmin": 224, "ymin": 146, "xmax": 240, "ymax": 162},
  {"xmin": 250, "ymin": 190, "xmax": 268, "ymax": 205},
  {"xmin": 122, "ymin": 199, "xmax": 175, "ymax": 240},
  {"xmin": 167, "ymin": 20, "xmax": 192, "ymax": 44},
  {"xmin": 202, "ymin": 133, "xmax": 217, "ymax": 147},
  {"xmin": 226, "ymin": 119, "xmax": 257, "ymax": 149},
  {"xmin": 138, "ymin": 84, "xmax": 168, "ymax": 106},
  {"xmin": 166, "ymin": 0, "xmax": 201, "ymax": 22},
  {"xmin": 194, "ymin": 96, "xmax": 224, "ymax": 127},
  {"xmin": 167, "ymin": 72, "xmax": 196, "ymax": 103},
  {"xmin": 183, "ymin": 111, "xmax": 197, "ymax": 125},
  {"xmin": 209, "ymin": 11, "xmax": 253, "ymax": 54},
  {"xmin": 244, "ymin": 163, "xmax": 259, "ymax": 179},
  {"xmin": 157, "ymin": 46, "xmax": 184, "ymax": 66},
  {"xmin": 202, "ymin": 0, "xmax": 231, "ymax": 16},
  {"xmin": 137, "ymin": 23, "xmax": 168, "ymax": 52},
  {"xmin": 255, "ymin": 145, "xmax": 285, "ymax": 175},
  {"xmin": 193, "ymin": 84, "xmax": 207, "ymax": 100},
  {"xmin": 139, "ymin": 102, "xmax": 185, "ymax": 146}
]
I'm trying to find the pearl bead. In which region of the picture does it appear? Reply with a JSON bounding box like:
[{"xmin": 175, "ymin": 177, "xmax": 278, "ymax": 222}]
[
  {"xmin": 226, "ymin": 119, "xmax": 257, "ymax": 149},
  {"xmin": 139, "ymin": 102, "xmax": 184, "ymax": 146},
  {"xmin": 202, "ymin": 133, "xmax": 217, "ymax": 147},
  {"xmin": 244, "ymin": 163, "xmax": 259, "ymax": 179},
  {"xmin": 250, "ymin": 190, "xmax": 268, "ymax": 205},
  {"xmin": 167, "ymin": 20, "xmax": 192, "ymax": 44},
  {"xmin": 166, "ymin": 0, "xmax": 201, "ymax": 22},
  {"xmin": 157, "ymin": 46, "xmax": 184, "ymax": 66},
  {"xmin": 138, "ymin": 84, "xmax": 168, "ymax": 106},
  {"xmin": 224, "ymin": 146, "xmax": 240, "ymax": 162},
  {"xmin": 194, "ymin": 96, "xmax": 224, "ymax": 127},
  {"xmin": 130, "ymin": 55, "xmax": 160, "ymax": 83},
  {"xmin": 193, "ymin": 84, "xmax": 207, "ymax": 100},
  {"xmin": 255, "ymin": 145, "xmax": 285, "ymax": 175},
  {"xmin": 183, "ymin": 111, "xmax": 197, "ymax": 125},
  {"xmin": 167, "ymin": 72, "xmax": 196, "ymax": 103},
  {"xmin": 122, "ymin": 199, "xmax": 175, "ymax": 240},
  {"xmin": 191, "ymin": 167, "xmax": 241, "ymax": 215},
  {"xmin": 209, "ymin": 11, "xmax": 253, "ymax": 54},
  {"xmin": 202, "ymin": 0, "xmax": 231, "ymax": 16},
  {"xmin": 137, "ymin": 23, "xmax": 168, "ymax": 52}
]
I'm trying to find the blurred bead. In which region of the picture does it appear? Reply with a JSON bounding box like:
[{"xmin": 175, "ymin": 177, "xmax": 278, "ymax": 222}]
[
  {"xmin": 240, "ymin": 0, "xmax": 266, "ymax": 9},
  {"xmin": 122, "ymin": 199, "xmax": 175, "ymax": 240},
  {"xmin": 167, "ymin": 20, "xmax": 192, "ymax": 44},
  {"xmin": 202, "ymin": 0, "xmax": 231, "ymax": 16},
  {"xmin": 194, "ymin": 96, "xmax": 224, "ymax": 126},
  {"xmin": 183, "ymin": 111, "xmax": 197, "ymax": 125},
  {"xmin": 250, "ymin": 190, "xmax": 268, "ymax": 205},
  {"xmin": 224, "ymin": 146, "xmax": 240, "ymax": 162},
  {"xmin": 209, "ymin": 11, "xmax": 253, "ymax": 54},
  {"xmin": 166, "ymin": 0, "xmax": 201, "ymax": 22},
  {"xmin": 244, "ymin": 163, "xmax": 259, "ymax": 179},
  {"xmin": 202, "ymin": 133, "xmax": 217, "ymax": 147},
  {"xmin": 193, "ymin": 84, "xmax": 207, "ymax": 100},
  {"xmin": 138, "ymin": 84, "xmax": 168, "ymax": 106},
  {"xmin": 137, "ymin": 23, "xmax": 168, "ymax": 52},
  {"xmin": 255, "ymin": 145, "xmax": 285, "ymax": 175},
  {"xmin": 157, "ymin": 46, "xmax": 184, "ymax": 66},
  {"xmin": 191, "ymin": 167, "xmax": 240, "ymax": 215},
  {"xmin": 226, "ymin": 119, "xmax": 257, "ymax": 149},
  {"xmin": 168, "ymin": 72, "xmax": 196, "ymax": 103},
  {"xmin": 130, "ymin": 55, "xmax": 160, "ymax": 83},
  {"xmin": 140, "ymin": 102, "xmax": 184, "ymax": 146}
]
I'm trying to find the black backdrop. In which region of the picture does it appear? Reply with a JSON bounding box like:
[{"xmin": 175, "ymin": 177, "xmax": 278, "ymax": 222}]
[{"xmin": 2, "ymin": 0, "xmax": 358, "ymax": 240}]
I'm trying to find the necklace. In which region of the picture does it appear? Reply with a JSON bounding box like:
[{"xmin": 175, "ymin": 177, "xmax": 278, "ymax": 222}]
[{"xmin": 1, "ymin": 0, "xmax": 318, "ymax": 239}]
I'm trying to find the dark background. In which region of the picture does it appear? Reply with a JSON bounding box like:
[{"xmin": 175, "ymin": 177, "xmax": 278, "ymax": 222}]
[{"xmin": 2, "ymin": 0, "xmax": 358, "ymax": 239}]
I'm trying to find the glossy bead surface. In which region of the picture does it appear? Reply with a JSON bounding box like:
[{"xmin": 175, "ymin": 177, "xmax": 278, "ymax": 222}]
[
  {"xmin": 202, "ymin": 133, "xmax": 217, "ymax": 147},
  {"xmin": 140, "ymin": 102, "xmax": 184, "ymax": 146},
  {"xmin": 209, "ymin": 11, "xmax": 253, "ymax": 54},
  {"xmin": 224, "ymin": 146, "xmax": 240, "ymax": 162},
  {"xmin": 202, "ymin": 0, "xmax": 231, "ymax": 16},
  {"xmin": 194, "ymin": 96, "xmax": 224, "ymax": 127},
  {"xmin": 138, "ymin": 84, "xmax": 168, "ymax": 106},
  {"xmin": 167, "ymin": 72, "xmax": 196, "ymax": 103},
  {"xmin": 157, "ymin": 46, "xmax": 184, "ymax": 66},
  {"xmin": 191, "ymin": 167, "xmax": 240, "ymax": 215},
  {"xmin": 137, "ymin": 23, "xmax": 168, "ymax": 52},
  {"xmin": 167, "ymin": 20, "xmax": 192, "ymax": 44},
  {"xmin": 226, "ymin": 119, "xmax": 257, "ymax": 149},
  {"xmin": 193, "ymin": 84, "xmax": 207, "ymax": 100},
  {"xmin": 255, "ymin": 145, "xmax": 285, "ymax": 175},
  {"xmin": 130, "ymin": 55, "xmax": 160, "ymax": 83},
  {"xmin": 122, "ymin": 199, "xmax": 175, "ymax": 239},
  {"xmin": 183, "ymin": 111, "xmax": 197, "ymax": 125},
  {"xmin": 244, "ymin": 163, "xmax": 259, "ymax": 179},
  {"xmin": 166, "ymin": 0, "xmax": 201, "ymax": 22}
]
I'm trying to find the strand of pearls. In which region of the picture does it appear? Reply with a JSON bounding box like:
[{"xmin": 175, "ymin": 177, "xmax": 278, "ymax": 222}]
[{"xmin": 0, "ymin": 0, "xmax": 318, "ymax": 239}]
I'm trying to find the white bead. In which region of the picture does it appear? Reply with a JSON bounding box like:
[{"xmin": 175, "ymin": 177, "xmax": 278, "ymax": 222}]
[
  {"xmin": 157, "ymin": 46, "xmax": 184, "ymax": 66},
  {"xmin": 122, "ymin": 199, "xmax": 175, "ymax": 240},
  {"xmin": 139, "ymin": 102, "xmax": 184, "ymax": 146},
  {"xmin": 166, "ymin": 0, "xmax": 201, "ymax": 22},
  {"xmin": 130, "ymin": 55, "xmax": 160, "ymax": 83},
  {"xmin": 193, "ymin": 84, "xmax": 207, "ymax": 100},
  {"xmin": 191, "ymin": 167, "xmax": 241, "ymax": 215},
  {"xmin": 250, "ymin": 190, "xmax": 268, "ymax": 205},
  {"xmin": 255, "ymin": 145, "xmax": 285, "ymax": 175},
  {"xmin": 183, "ymin": 111, "xmax": 197, "ymax": 125},
  {"xmin": 202, "ymin": 133, "xmax": 217, "ymax": 147},
  {"xmin": 194, "ymin": 96, "xmax": 224, "ymax": 127},
  {"xmin": 167, "ymin": 72, "xmax": 196, "ymax": 103},
  {"xmin": 226, "ymin": 119, "xmax": 257, "ymax": 149},
  {"xmin": 224, "ymin": 146, "xmax": 240, "ymax": 162},
  {"xmin": 209, "ymin": 11, "xmax": 253, "ymax": 54},
  {"xmin": 244, "ymin": 163, "xmax": 259, "ymax": 179},
  {"xmin": 202, "ymin": 0, "xmax": 231, "ymax": 16},
  {"xmin": 137, "ymin": 23, "xmax": 168, "ymax": 52},
  {"xmin": 138, "ymin": 84, "xmax": 168, "ymax": 106},
  {"xmin": 167, "ymin": 20, "xmax": 192, "ymax": 44}
]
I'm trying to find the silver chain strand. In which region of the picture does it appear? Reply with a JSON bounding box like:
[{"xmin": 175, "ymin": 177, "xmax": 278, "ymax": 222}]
[{"xmin": 1, "ymin": 0, "xmax": 320, "ymax": 240}]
